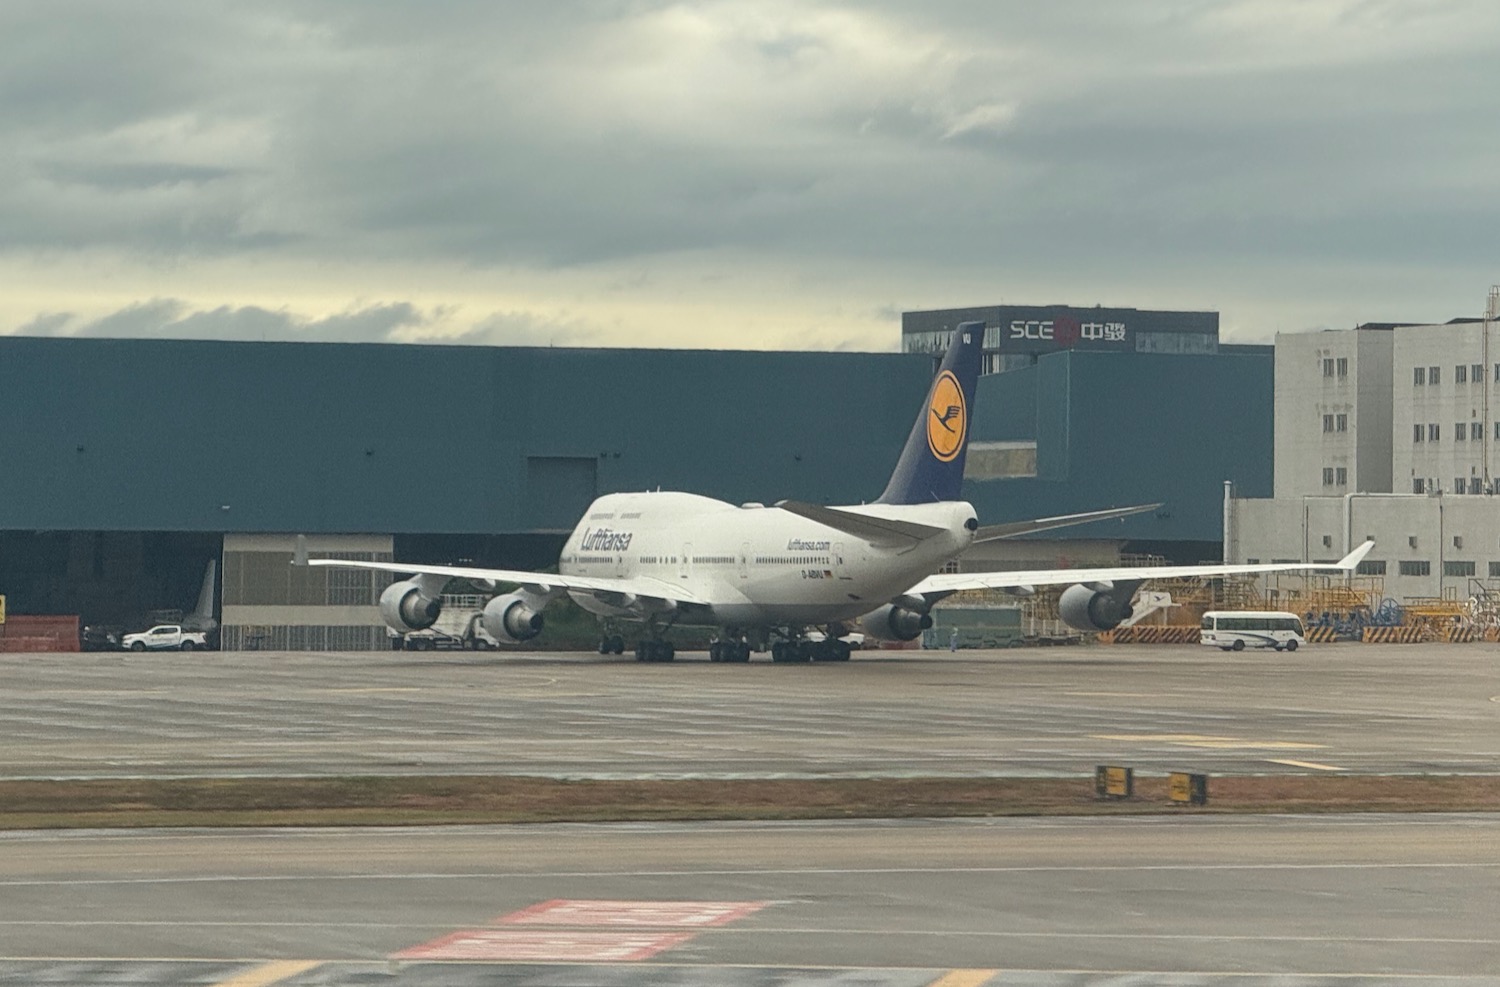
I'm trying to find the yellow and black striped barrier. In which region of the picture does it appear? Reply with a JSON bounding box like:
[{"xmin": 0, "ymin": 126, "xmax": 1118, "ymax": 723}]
[
  {"xmin": 1097, "ymin": 626, "xmax": 1199, "ymax": 645},
  {"xmin": 1305, "ymin": 626, "xmax": 1337, "ymax": 643},
  {"xmin": 1362, "ymin": 626, "xmax": 1422, "ymax": 643}
]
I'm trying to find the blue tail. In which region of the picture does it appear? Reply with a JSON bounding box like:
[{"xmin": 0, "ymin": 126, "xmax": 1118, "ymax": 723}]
[{"xmin": 876, "ymin": 320, "xmax": 984, "ymax": 505}]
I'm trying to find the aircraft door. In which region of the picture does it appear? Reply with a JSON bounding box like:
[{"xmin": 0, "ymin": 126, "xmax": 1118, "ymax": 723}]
[
  {"xmin": 833, "ymin": 542, "xmax": 846, "ymax": 579},
  {"xmin": 679, "ymin": 544, "xmax": 691, "ymax": 581},
  {"xmin": 739, "ymin": 543, "xmax": 750, "ymax": 580}
]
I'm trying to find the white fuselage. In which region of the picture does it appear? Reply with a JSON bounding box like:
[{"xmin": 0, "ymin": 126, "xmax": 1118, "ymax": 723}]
[{"xmin": 558, "ymin": 491, "xmax": 976, "ymax": 628}]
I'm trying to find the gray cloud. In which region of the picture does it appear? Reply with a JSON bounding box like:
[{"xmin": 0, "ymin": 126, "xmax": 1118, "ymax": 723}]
[{"xmin": 1, "ymin": 0, "xmax": 1497, "ymax": 341}]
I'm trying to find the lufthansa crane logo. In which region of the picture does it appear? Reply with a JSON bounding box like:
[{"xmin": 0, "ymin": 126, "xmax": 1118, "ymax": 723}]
[{"xmin": 925, "ymin": 370, "xmax": 967, "ymax": 462}]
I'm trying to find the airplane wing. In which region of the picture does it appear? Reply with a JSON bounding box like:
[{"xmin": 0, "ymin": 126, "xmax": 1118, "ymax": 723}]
[
  {"xmin": 302, "ymin": 558, "xmax": 709, "ymax": 607},
  {"xmin": 972, "ymin": 503, "xmax": 1161, "ymax": 543},
  {"xmin": 905, "ymin": 540, "xmax": 1376, "ymax": 598}
]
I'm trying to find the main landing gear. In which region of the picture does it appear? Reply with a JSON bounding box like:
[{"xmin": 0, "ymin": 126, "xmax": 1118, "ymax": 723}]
[
  {"xmin": 597, "ymin": 634, "xmax": 626, "ymax": 655},
  {"xmin": 708, "ymin": 639, "xmax": 751, "ymax": 663}
]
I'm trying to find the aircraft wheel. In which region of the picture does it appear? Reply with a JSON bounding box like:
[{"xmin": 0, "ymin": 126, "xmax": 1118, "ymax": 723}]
[{"xmin": 611, "ymin": 635, "xmax": 625, "ymax": 654}]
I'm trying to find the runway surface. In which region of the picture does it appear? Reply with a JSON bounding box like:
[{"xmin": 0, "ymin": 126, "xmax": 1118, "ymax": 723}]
[
  {"xmin": 2, "ymin": 644, "xmax": 1496, "ymax": 779},
  {"xmin": 1, "ymin": 815, "xmax": 1497, "ymax": 984}
]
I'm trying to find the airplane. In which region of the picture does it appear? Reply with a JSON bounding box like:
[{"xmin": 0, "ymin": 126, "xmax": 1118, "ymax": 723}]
[{"xmin": 305, "ymin": 322, "xmax": 1373, "ymax": 663}]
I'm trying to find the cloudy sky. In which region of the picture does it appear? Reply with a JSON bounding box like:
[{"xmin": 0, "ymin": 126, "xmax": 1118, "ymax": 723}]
[{"xmin": 3, "ymin": 0, "xmax": 1498, "ymax": 351}]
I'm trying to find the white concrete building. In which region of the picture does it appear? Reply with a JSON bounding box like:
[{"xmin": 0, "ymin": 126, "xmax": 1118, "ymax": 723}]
[
  {"xmin": 1230, "ymin": 287, "xmax": 1500, "ymax": 599},
  {"xmin": 1273, "ymin": 325, "xmax": 1392, "ymax": 498}
]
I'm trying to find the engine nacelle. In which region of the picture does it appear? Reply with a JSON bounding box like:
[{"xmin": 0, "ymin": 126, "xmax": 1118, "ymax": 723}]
[
  {"xmin": 482, "ymin": 593, "xmax": 545, "ymax": 644},
  {"xmin": 379, "ymin": 579, "xmax": 442, "ymax": 632},
  {"xmin": 1058, "ymin": 583, "xmax": 1135, "ymax": 632},
  {"xmin": 858, "ymin": 603, "xmax": 933, "ymax": 643}
]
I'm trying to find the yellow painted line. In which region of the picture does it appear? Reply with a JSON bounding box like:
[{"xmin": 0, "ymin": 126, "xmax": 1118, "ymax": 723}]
[
  {"xmin": 926, "ymin": 970, "xmax": 999, "ymax": 987},
  {"xmin": 211, "ymin": 960, "xmax": 322, "ymax": 987},
  {"xmin": 1265, "ymin": 758, "xmax": 1347, "ymax": 772}
]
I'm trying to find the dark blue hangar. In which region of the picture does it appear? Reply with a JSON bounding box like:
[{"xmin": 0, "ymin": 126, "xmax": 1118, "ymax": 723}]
[{"xmin": 0, "ymin": 311, "xmax": 1271, "ymax": 646}]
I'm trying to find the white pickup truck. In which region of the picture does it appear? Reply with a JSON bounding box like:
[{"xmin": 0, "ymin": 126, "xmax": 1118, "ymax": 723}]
[{"xmin": 122, "ymin": 624, "xmax": 209, "ymax": 652}]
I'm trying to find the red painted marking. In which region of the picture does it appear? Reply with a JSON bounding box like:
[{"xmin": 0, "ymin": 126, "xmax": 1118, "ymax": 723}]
[
  {"xmin": 393, "ymin": 928, "xmax": 696, "ymax": 962},
  {"xmin": 496, "ymin": 899, "xmax": 770, "ymax": 928}
]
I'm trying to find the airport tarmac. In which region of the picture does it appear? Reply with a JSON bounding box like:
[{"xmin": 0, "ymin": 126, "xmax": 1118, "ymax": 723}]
[
  {"xmin": 0, "ymin": 815, "xmax": 1496, "ymax": 983},
  {"xmin": 1, "ymin": 644, "xmax": 1496, "ymax": 780}
]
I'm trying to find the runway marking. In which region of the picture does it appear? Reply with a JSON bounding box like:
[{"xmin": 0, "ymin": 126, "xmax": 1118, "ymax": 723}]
[
  {"xmin": 393, "ymin": 928, "xmax": 696, "ymax": 962},
  {"xmin": 499, "ymin": 899, "xmax": 769, "ymax": 927},
  {"xmin": 209, "ymin": 960, "xmax": 322, "ymax": 986},
  {"xmin": 5, "ymin": 860, "xmax": 1497, "ymax": 889},
  {"xmin": 927, "ymin": 970, "xmax": 999, "ymax": 987},
  {"xmin": 1092, "ymin": 733, "xmax": 1326, "ymax": 750},
  {"xmin": 1266, "ymin": 758, "xmax": 1348, "ymax": 771}
]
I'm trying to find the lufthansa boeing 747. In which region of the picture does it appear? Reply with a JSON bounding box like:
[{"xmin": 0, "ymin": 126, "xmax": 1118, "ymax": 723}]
[{"xmin": 307, "ymin": 323, "xmax": 1372, "ymax": 662}]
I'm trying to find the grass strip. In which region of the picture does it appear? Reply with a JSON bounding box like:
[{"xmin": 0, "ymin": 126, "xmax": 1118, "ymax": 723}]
[{"xmin": 1, "ymin": 775, "xmax": 1498, "ymax": 830}]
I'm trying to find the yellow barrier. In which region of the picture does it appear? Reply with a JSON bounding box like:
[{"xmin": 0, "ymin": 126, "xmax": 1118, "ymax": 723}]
[
  {"xmin": 1305, "ymin": 626, "xmax": 1337, "ymax": 643},
  {"xmin": 1097, "ymin": 626, "xmax": 1200, "ymax": 645},
  {"xmin": 1362, "ymin": 626, "xmax": 1422, "ymax": 643}
]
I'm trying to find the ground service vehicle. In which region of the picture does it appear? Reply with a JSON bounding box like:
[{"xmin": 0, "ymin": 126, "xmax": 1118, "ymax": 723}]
[
  {"xmin": 121, "ymin": 624, "xmax": 209, "ymax": 652},
  {"xmin": 1200, "ymin": 611, "xmax": 1306, "ymax": 652}
]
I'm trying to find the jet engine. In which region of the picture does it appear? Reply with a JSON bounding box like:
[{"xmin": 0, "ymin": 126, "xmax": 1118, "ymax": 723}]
[
  {"xmin": 379, "ymin": 579, "xmax": 442, "ymax": 633},
  {"xmin": 1058, "ymin": 583, "xmax": 1137, "ymax": 632},
  {"xmin": 482, "ymin": 593, "xmax": 545, "ymax": 644},
  {"xmin": 858, "ymin": 603, "xmax": 933, "ymax": 643}
]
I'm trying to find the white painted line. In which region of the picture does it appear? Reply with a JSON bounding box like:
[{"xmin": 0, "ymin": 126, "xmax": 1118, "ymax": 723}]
[{"xmin": 1266, "ymin": 758, "xmax": 1348, "ymax": 771}]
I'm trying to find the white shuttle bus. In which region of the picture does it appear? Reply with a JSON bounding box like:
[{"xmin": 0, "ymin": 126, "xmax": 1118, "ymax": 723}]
[{"xmin": 1200, "ymin": 611, "xmax": 1306, "ymax": 652}]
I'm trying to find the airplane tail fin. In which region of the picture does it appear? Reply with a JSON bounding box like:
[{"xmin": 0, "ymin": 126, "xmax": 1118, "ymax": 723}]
[{"xmin": 876, "ymin": 320, "xmax": 985, "ymax": 505}]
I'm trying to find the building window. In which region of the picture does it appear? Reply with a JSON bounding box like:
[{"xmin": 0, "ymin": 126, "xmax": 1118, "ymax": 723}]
[
  {"xmin": 1399, "ymin": 560, "xmax": 1431, "ymax": 577},
  {"xmin": 1472, "ymin": 477, "xmax": 1485, "ymax": 494},
  {"xmin": 1322, "ymin": 358, "xmax": 1334, "ymax": 377},
  {"xmin": 1473, "ymin": 422, "xmax": 1484, "ymax": 441},
  {"xmin": 1443, "ymin": 560, "xmax": 1476, "ymax": 577},
  {"xmin": 1456, "ymin": 476, "xmax": 1468, "ymax": 492},
  {"xmin": 1357, "ymin": 560, "xmax": 1386, "ymax": 575},
  {"xmin": 1322, "ymin": 467, "xmax": 1335, "ymax": 486},
  {"xmin": 1474, "ymin": 364, "xmax": 1483, "ymax": 382},
  {"xmin": 1413, "ymin": 478, "xmax": 1425, "ymax": 493},
  {"xmin": 1456, "ymin": 364, "xmax": 1468, "ymax": 384},
  {"xmin": 1490, "ymin": 561, "xmax": 1500, "ymax": 578},
  {"xmin": 1456, "ymin": 423, "xmax": 1467, "ymax": 442},
  {"xmin": 1322, "ymin": 414, "xmax": 1334, "ymax": 433},
  {"xmin": 1336, "ymin": 467, "xmax": 1347, "ymax": 486},
  {"xmin": 1430, "ymin": 423, "xmax": 1440, "ymax": 441},
  {"xmin": 1337, "ymin": 357, "xmax": 1348, "ymax": 377},
  {"xmin": 1336, "ymin": 413, "xmax": 1348, "ymax": 432},
  {"xmin": 1414, "ymin": 367, "xmax": 1426, "ymax": 385},
  {"xmin": 1430, "ymin": 366, "xmax": 1441, "ymax": 384},
  {"xmin": 1494, "ymin": 362, "xmax": 1500, "ymax": 382},
  {"xmin": 1414, "ymin": 424, "xmax": 1425, "ymax": 443}
]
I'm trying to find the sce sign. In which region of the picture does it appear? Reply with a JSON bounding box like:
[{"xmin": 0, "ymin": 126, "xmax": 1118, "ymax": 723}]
[{"xmin": 1009, "ymin": 320, "xmax": 1053, "ymax": 340}]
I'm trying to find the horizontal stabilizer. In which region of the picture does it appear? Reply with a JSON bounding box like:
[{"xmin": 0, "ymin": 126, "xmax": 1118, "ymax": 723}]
[
  {"xmin": 774, "ymin": 500, "xmax": 946, "ymax": 547},
  {"xmin": 973, "ymin": 503, "xmax": 1162, "ymax": 543}
]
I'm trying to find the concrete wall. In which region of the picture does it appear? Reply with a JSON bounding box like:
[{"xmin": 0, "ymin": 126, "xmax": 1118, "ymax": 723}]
[
  {"xmin": 1230, "ymin": 493, "xmax": 1500, "ymax": 599},
  {"xmin": 1392, "ymin": 321, "xmax": 1500, "ymax": 495},
  {"xmin": 1273, "ymin": 328, "xmax": 1393, "ymax": 499}
]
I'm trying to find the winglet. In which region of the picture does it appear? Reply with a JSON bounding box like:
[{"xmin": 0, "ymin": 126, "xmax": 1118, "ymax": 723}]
[{"xmin": 1334, "ymin": 539, "xmax": 1375, "ymax": 570}]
